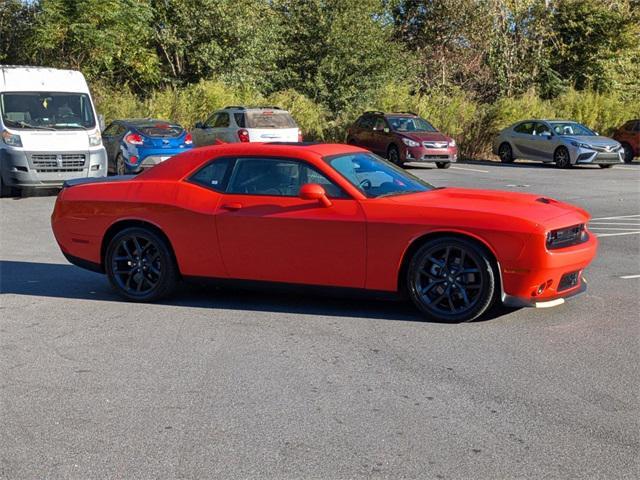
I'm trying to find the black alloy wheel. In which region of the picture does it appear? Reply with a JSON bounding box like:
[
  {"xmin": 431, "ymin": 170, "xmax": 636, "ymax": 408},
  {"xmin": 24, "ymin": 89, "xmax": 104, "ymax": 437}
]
[
  {"xmin": 388, "ymin": 145, "xmax": 403, "ymax": 167},
  {"xmin": 498, "ymin": 143, "xmax": 514, "ymax": 163},
  {"xmin": 621, "ymin": 143, "xmax": 634, "ymax": 163},
  {"xmin": 407, "ymin": 237, "xmax": 495, "ymax": 322},
  {"xmin": 106, "ymin": 227, "xmax": 178, "ymax": 301},
  {"xmin": 554, "ymin": 146, "xmax": 572, "ymax": 169},
  {"xmin": 436, "ymin": 162, "xmax": 451, "ymax": 169}
]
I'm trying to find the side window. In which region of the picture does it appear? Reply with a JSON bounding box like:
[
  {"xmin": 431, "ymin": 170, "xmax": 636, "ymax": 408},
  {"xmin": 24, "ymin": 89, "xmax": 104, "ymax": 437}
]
[
  {"xmin": 514, "ymin": 122, "xmax": 534, "ymax": 134},
  {"xmin": 633, "ymin": 121, "xmax": 640, "ymax": 132},
  {"xmin": 359, "ymin": 116, "xmax": 374, "ymax": 129},
  {"xmin": 373, "ymin": 117, "xmax": 387, "ymax": 131},
  {"xmin": 204, "ymin": 113, "xmax": 218, "ymax": 128},
  {"xmin": 102, "ymin": 123, "xmax": 118, "ymax": 135},
  {"xmin": 213, "ymin": 112, "xmax": 230, "ymax": 128},
  {"xmin": 535, "ymin": 122, "xmax": 551, "ymax": 136},
  {"xmin": 115, "ymin": 125, "xmax": 127, "ymax": 136},
  {"xmin": 226, "ymin": 158, "xmax": 348, "ymax": 198},
  {"xmin": 189, "ymin": 158, "xmax": 234, "ymax": 192},
  {"xmin": 234, "ymin": 113, "xmax": 246, "ymax": 128}
]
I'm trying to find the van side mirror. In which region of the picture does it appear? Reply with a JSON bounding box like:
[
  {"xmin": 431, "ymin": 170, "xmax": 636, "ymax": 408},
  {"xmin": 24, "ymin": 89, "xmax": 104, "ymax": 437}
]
[
  {"xmin": 299, "ymin": 183, "xmax": 332, "ymax": 207},
  {"xmin": 98, "ymin": 114, "xmax": 105, "ymax": 132}
]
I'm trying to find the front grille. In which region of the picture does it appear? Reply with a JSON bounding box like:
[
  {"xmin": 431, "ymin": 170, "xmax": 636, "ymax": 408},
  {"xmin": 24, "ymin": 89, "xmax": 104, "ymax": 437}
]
[
  {"xmin": 546, "ymin": 224, "xmax": 588, "ymax": 249},
  {"xmin": 594, "ymin": 153, "xmax": 620, "ymax": 164},
  {"xmin": 32, "ymin": 154, "xmax": 86, "ymax": 172},
  {"xmin": 422, "ymin": 154, "xmax": 450, "ymax": 159},
  {"xmin": 591, "ymin": 145, "xmax": 619, "ymax": 153},
  {"xmin": 423, "ymin": 141, "xmax": 448, "ymax": 149},
  {"xmin": 558, "ymin": 271, "xmax": 580, "ymax": 292}
]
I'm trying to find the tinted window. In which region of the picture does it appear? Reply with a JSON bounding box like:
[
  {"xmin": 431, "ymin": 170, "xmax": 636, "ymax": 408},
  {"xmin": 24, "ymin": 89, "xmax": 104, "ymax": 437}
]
[
  {"xmin": 387, "ymin": 116, "xmax": 436, "ymax": 132},
  {"xmin": 373, "ymin": 117, "xmax": 387, "ymax": 131},
  {"xmin": 514, "ymin": 122, "xmax": 535, "ymax": 134},
  {"xmin": 234, "ymin": 113, "xmax": 246, "ymax": 128},
  {"xmin": 227, "ymin": 158, "xmax": 346, "ymax": 198},
  {"xmin": 245, "ymin": 111, "xmax": 297, "ymax": 128},
  {"xmin": 103, "ymin": 123, "xmax": 118, "ymax": 135},
  {"xmin": 534, "ymin": 122, "xmax": 551, "ymax": 136},
  {"xmin": 358, "ymin": 116, "xmax": 375, "ymax": 129},
  {"xmin": 190, "ymin": 158, "xmax": 234, "ymax": 192},
  {"xmin": 326, "ymin": 152, "xmax": 434, "ymax": 198},
  {"xmin": 633, "ymin": 121, "xmax": 640, "ymax": 132},
  {"xmin": 213, "ymin": 112, "xmax": 230, "ymax": 128}
]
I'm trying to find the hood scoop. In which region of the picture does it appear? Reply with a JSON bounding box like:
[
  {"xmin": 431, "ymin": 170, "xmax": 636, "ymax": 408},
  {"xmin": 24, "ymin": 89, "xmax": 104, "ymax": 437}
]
[{"xmin": 536, "ymin": 197, "xmax": 554, "ymax": 204}]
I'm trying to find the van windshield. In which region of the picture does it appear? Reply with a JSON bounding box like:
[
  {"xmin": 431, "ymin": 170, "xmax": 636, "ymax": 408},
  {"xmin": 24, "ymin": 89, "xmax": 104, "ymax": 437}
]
[{"xmin": 0, "ymin": 92, "xmax": 96, "ymax": 130}]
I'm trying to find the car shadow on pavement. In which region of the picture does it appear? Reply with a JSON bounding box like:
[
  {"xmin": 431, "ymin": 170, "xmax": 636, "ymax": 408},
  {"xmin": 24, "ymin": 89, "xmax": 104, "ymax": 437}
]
[
  {"xmin": 0, "ymin": 260, "xmax": 518, "ymax": 323},
  {"xmin": 456, "ymin": 159, "xmax": 610, "ymax": 170}
]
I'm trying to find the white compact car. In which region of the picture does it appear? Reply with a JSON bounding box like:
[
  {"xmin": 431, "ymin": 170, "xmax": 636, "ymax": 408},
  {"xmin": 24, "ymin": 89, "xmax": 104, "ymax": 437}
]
[
  {"xmin": 493, "ymin": 119, "xmax": 624, "ymax": 169},
  {"xmin": 0, "ymin": 65, "xmax": 107, "ymax": 196},
  {"xmin": 191, "ymin": 106, "xmax": 302, "ymax": 146}
]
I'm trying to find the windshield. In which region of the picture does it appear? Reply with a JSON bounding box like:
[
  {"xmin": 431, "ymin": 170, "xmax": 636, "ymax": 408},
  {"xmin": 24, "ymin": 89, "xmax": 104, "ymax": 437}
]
[
  {"xmin": 0, "ymin": 92, "xmax": 96, "ymax": 130},
  {"xmin": 246, "ymin": 111, "xmax": 297, "ymax": 129},
  {"xmin": 326, "ymin": 152, "xmax": 435, "ymax": 198},
  {"xmin": 549, "ymin": 122, "xmax": 595, "ymax": 136},
  {"xmin": 387, "ymin": 116, "xmax": 437, "ymax": 133}
]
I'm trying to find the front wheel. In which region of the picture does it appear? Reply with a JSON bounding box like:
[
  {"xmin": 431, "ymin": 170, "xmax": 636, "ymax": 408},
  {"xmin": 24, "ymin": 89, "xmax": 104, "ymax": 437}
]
[
  {"xmin": 387, "ymin": 145, "xmax": 404, "ymax": 167},
  {"xmin": 406, "ymin": 237, "xmax": 496, "ymax": 322},
  {"xmin": 621, "ymin": 143, "xmax": 634, "ymax": 163},
  {"xmin": 554, "ymin": 147, "xmax": 572, "ymax": 169},
  {"xmin": 435, "ymin": 162, "xmax": 451, "ymax": 169},
  {"xmin": 106, "ymin": 227, "xmax": 178, "ymax": 302},
  {"xmin": 498, "ymin": 143, "xmax": 514, "ymax": 163}
]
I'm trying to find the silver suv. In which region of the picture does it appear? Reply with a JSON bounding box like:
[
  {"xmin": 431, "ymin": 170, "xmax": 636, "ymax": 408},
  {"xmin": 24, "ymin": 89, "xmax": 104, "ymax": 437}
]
[{"xmin": 191, "ymin": 106, "xmax": 301, "ymax": 146}]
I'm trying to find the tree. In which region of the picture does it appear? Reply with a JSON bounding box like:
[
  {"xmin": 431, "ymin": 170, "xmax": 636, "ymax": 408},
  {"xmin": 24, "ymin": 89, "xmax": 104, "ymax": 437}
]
[{"xmin": 0, "ymin": 0, "xmax": 37, "ymax": 64}]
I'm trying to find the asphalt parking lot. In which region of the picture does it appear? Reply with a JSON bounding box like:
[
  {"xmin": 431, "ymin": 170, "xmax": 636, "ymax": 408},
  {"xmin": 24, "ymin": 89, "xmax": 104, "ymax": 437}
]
[{"xmin": 1, "ymin": 160, "xmax": 639, "ymax": 479}]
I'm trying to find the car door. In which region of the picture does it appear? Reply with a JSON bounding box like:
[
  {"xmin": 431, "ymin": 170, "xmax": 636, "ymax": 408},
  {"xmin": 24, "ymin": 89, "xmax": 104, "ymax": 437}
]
[
  {"xmin": 193, "ymin": 113, "xmax": 220, "ymax": 146},
  {"xmin": 510, "ymin": 121, "xmax": 536, "ymax": 158},
  {"xmin": 101, "ymin": 122, "xmax": 125, "ymax": 172},
  {"xmin": 371, "ymin": 117, "xmax": 391, "ymax": 155},
  {"xmin": 352, "ymin": 116, "xmax": 374, "ymax": 148},
  {"xmin": 525, "ymin": 122, "xmax": 555, "ymax": 161},
  {"xmin": 215, "ymin": 156, "xmax": 367, "ymax": 288}
]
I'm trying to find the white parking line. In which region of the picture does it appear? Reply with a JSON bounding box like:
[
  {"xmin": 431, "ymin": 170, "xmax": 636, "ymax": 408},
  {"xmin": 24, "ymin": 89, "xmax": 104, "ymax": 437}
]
[
  {"xmin": 615, "ymin": 167, "xmax": 640, "ymax": 171},
  {"xmin": 588, "ymin": 227, "xmax": 640, "ymax": 230},
  {"xmin": 620, "ymin": 274, "xmax": 640, "ymax": 279},
  {"xmin": 591, "ymin": 214, "xmax": 640, "ymax": 220},
  {"xmin": 596, "ymin": 231, "xmax": 640, "ymax": 237},
  {"xmin": 450, "ymin": 166, "xmax": 489, "ymax": 173},
  {"xmin": 589, "ymin": 222, "xmax": 640, "ymax": 226}
]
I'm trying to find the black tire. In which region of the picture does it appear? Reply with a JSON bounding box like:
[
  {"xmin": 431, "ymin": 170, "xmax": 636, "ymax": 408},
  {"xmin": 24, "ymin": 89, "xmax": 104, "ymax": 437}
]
[
  {"xmin": 498, "ymin": 142, "xmax": 514, "ymax": 163},
  {"xmin": 387, "ymin": 144, "xmax": 404, "ymax": 167},
  {"xmin": 0, "ymin": 175, "xmax": 14, "ymax": 198},
  {"xmin": 105, "ymin": 227, "xmax": 178, "ymax": 302},
  {"xmin": 554, "ymin": 146, "xmax": 572, "ymax": 169},
  {"xmin": 436, "ymin": 162, "xmax": 451, "ymax": 169},
  {"xmin": 115, "ymin": 154, "xmax": 127, "ymax": 176},
  {"xmin": 406, "ymin": 237, "xmax": 496, "ymax": 322},
  {"xmin": 599, "ymin": 164, "xmax": 614, "ymax": 169},
  {"xmin": 621, "ymin": 143, "xmax": 634, "ymax": 163}
]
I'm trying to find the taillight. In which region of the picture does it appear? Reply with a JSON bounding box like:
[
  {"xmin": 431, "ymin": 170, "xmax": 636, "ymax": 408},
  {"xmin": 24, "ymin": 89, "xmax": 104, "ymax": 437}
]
[
  {"xmin": 238, "ymin": 129, "xmax": 250, "ymax": 143},
  {"xmin": 184, "ymin": 132, "xmax": 193, "ymax": 145},
  {"xmin": 298, "ymin": 131, "xmax": 303, "ymax": 142},
  {"xmin": 125, "ymin": 133, "xmax": 143, "ymax": 145}
]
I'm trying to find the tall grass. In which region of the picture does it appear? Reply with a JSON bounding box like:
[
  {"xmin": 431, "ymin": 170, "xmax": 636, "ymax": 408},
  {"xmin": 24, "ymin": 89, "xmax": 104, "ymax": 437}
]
[{"xmin": 92, "ymin": 80, "xmax": 637, "ymax": 160}]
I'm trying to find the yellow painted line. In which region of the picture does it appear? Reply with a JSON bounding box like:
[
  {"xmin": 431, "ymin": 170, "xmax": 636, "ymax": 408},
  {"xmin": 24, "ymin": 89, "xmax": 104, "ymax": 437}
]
[{"xmin": 450, "ymin": 166, "xmax": 489, "ymax": 173}]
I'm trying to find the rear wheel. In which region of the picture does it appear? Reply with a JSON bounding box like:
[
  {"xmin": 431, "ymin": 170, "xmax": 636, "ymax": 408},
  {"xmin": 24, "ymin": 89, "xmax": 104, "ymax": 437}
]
[
  {"xmin": 621, "ymin": 142, "xmax": 634, "ymax": 163},
  {"xmin": 436, "ymin": 162, "xmax": 451, "ymax": 169},
  {"xmin": 115, "ymin": 154, "xmax": 127, "ymax": 176},
  {"xmin": 554, "ymin": 146, "xmax": 571, "ymax": 169},
  {"xmin": 406, "ymin": 237, "xmax": 496, "ymax": 322},
  {"xmin": 498, "ymin": 143, "xmax": 514, "ymax": 163},
  {"xmin": 388, "ymin": 145, "xmax": 404, "ymax": 167},
  {"xmin": 106, "ymin": 227, "xmax": 178, "ymax": 302}
]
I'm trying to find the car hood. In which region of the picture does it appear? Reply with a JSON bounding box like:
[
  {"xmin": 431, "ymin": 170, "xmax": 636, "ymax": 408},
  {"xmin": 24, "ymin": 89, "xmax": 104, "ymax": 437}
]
[
  {"xmin": 399, "ymin": 131, "xmax": 450, "ymax": 143},
  {"xmin": 386, "ymin": 188, "xmax": 590, "ymax": 226},
  {"xmin": 563, "ymin": 135, "xmax": 620, "ymax": 148}
]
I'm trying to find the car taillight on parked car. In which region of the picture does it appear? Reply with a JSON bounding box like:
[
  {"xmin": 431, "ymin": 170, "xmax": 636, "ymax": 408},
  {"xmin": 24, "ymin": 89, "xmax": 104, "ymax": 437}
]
[
  {"xmin": 184, "ymin": 132, "xmax": 193, "ymax": 145},
  {"xmin": 238, "ymin": 129, "xmax": 250, "ymax": 143},
  {"xmin": 125, "ymin": 133, "xmax": 144, "ymax": 145}
]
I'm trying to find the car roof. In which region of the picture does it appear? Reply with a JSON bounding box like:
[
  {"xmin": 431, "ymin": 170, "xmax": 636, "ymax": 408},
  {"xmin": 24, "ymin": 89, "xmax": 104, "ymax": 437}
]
[
  {"xmin": 120, "ymin": 118, "xmax": 181, "ymax": 127},
  {"xmin": 140, "ymin": 143, "xmax": 366, "ymax": 181},
  {"xmin": 220, "ymin": 106, "xmax": 288, "ymax": 112}
]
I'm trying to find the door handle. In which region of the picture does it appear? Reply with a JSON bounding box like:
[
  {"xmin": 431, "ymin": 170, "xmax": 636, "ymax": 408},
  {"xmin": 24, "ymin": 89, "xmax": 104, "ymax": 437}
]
[{"xmin": 221, "ymin": 202, "xmax": 243, "ymax": 211}]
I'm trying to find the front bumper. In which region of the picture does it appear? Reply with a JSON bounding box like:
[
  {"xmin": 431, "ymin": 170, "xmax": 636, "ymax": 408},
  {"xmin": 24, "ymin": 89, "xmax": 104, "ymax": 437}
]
[
  {"xmin": 403, "ymin": 145, "xmax": 458, "ymax": 163},
  {"xmin": 573, "ymin": 147, "xmax": 623, "ymax": 165},
  {"xmin": 1, "ymin": 147, "xmax": 107, "ymax": 188},
  {"xmin": 503, "ymin": 277, "xmax": 587, "ymax": 308}
]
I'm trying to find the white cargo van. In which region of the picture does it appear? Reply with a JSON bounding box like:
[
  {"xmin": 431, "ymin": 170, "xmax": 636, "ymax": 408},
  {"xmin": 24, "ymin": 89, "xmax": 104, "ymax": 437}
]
[{"xmin": 0, "ymin": 66, "xmax": 107, "ymax": 196}]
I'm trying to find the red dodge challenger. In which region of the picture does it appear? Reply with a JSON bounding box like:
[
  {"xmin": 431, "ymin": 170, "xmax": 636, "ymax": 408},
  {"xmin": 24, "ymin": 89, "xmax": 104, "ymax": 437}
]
[{"xmin": 51, "ymin": 143, "xmax": 597, "ymax": 322}]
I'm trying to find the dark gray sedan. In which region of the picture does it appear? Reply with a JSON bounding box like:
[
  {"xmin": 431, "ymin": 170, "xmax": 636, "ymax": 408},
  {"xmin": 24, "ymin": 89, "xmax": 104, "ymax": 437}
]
[{"xmin": 493, "ymin": 120, "xmax": 624, "ymax": 168}]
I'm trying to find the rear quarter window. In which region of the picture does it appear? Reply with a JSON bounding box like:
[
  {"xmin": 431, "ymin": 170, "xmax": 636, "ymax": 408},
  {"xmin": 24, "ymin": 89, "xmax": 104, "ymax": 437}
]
[{"xmin": 189, "ymin": 157, "xmax": 234, "ymax": 192}]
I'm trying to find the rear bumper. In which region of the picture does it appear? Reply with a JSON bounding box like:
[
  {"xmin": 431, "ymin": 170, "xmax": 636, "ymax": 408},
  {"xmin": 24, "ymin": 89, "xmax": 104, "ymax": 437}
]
[{"xmin": 124, "ymin": 147, "xmax": 191, "ymax": 172}]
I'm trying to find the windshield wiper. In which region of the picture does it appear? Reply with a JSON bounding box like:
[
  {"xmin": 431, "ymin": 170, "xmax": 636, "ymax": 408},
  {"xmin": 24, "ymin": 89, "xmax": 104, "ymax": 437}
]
[
  {"xmin": 376, "ymin": 189, "xmax": 425, "ymax": 198},
  {"xmin": 3, "ymin": 120, "xmax": 56, "ymax": 131}
]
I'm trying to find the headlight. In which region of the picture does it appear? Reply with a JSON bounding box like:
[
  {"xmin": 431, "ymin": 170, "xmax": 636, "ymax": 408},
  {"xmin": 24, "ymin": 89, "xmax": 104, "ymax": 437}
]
[
  {"xmin": 570, "ymin": 141, "xmax": 591, "ymax": 149},
  {"xmin": 448, "ymin": 138, "xmax": 456, "ymax": 147},
  {"xmin": 1, "ymin": 131, "xmax": 22, "ymax": 147},
  {"xmin": 546, "ymin": 224, "xmax": 588, "ymax": 249},
  {"xmin": 402, "ymin": 138, "xmax": 420, "ymax": 147},
  {"xmin": 88, "ymin": 130, "xmax": 102, "ymax": 147}
]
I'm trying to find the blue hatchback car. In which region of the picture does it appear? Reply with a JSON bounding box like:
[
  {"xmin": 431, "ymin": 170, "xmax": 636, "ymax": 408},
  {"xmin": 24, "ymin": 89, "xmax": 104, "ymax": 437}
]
[{"xmin": 101, "ymin": 118, "xmax": 193, "ymax": 174}]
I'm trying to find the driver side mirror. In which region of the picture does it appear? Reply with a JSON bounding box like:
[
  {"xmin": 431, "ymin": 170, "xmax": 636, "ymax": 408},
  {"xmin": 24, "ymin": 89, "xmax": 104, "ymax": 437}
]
[
  {"xmin": 194, "ymin": 121, "xmax": 205, "ymax": 129},
  {"xmin": 300, "ymin": 183, "xmax": 332, "ymax": 207}
]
